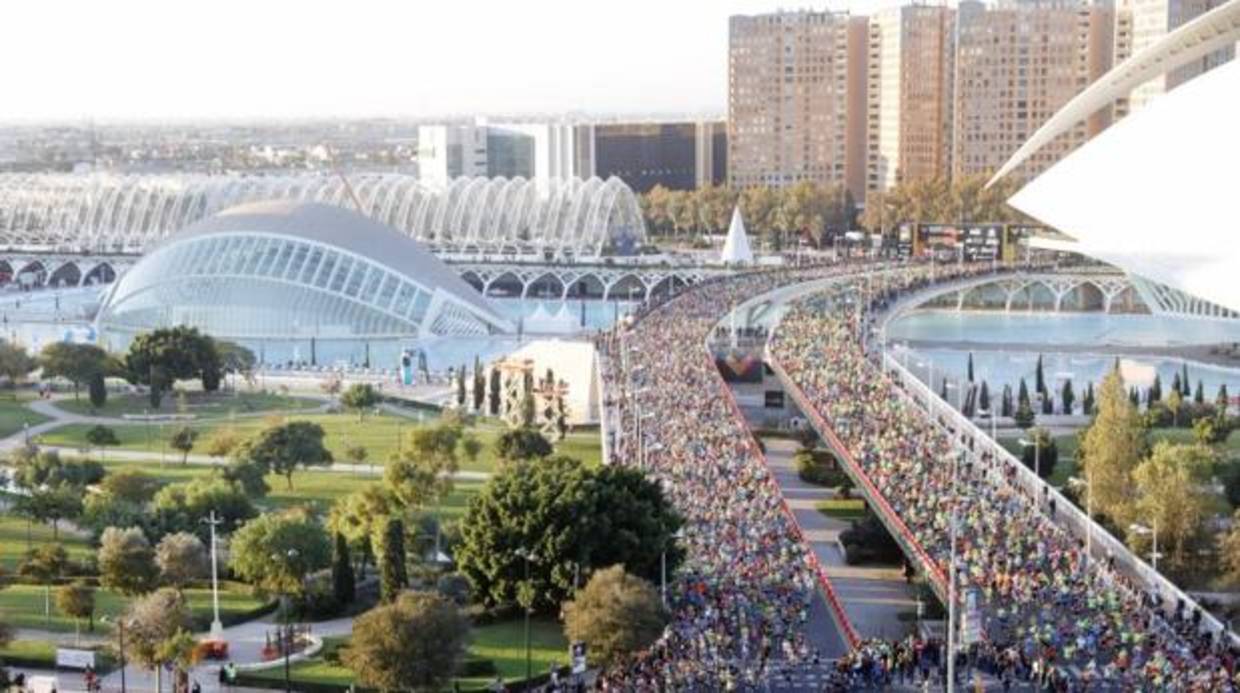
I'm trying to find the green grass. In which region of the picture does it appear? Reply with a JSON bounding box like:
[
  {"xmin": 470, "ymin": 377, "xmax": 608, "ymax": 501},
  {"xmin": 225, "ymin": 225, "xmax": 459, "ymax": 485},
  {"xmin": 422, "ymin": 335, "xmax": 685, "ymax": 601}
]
[
  {"xmin": 37, "ymin": 414, "xmax": 601, "ymax": 475},
  {"xmin": 816, "ymin": 498, "xmax": 868, "ymax": 520},
  {"xmin": 0, "ymin": 582, "xmax": 269, "ymax": 633},
  {"xmin": 51, "ymin": 391, "xmax": 320, "ymax": 420},
  {"xmin": 248, "ymin": 619, "xmax": 568, "ymax": 690},
  {"xmin": 0, "ymin": 397, "xmax": 50, "ymax": 438},
  {"xmin": 0, "ymin": 514, "xmax": 94, "ymax": 571}
]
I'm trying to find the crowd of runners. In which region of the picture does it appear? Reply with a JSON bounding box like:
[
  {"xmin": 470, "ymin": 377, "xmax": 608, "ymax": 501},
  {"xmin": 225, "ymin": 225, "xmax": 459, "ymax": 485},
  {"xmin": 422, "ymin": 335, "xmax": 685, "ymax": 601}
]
[{"xmin": 768, "ymin": 269, "xmax": 1240, "ymax": 689}]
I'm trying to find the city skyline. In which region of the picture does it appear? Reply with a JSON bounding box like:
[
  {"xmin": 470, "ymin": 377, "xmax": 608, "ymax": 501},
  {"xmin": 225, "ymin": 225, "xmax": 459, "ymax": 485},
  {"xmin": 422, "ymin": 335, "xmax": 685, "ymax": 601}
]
[{"xmin": 6, "ymin": 0, "xmax": 919, "ymax": 122}]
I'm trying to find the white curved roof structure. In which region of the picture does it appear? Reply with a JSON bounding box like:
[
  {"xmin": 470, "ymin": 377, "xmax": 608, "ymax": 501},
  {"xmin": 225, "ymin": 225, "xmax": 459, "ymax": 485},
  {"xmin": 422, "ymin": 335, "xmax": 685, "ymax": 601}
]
[
  {"xmin": 1008, "ymin": 57, "xmax": 1240, "ymax": 312},
  {"xmin": 990, "ymin": 0, "xmax": 1240, "ymax": 185},
  {"xmin": 0, "ymin": 173, "xmax": 647, "ymax": 259},
  {"xmin": 96, "ymin": 201, "xmax": 511, "ymax": 344}
]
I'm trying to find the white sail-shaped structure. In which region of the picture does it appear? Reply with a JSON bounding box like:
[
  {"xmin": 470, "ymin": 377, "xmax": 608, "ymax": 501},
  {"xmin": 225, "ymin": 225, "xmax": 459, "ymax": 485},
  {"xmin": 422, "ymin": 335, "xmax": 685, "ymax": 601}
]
[{"xmin": 720, "ymin": 206, "xmax": 754, "ymax": 265}]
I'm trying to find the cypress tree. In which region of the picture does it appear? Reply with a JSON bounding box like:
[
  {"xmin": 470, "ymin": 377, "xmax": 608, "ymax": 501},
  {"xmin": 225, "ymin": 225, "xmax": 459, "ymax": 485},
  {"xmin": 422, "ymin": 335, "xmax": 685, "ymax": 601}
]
[
  {"xmin": 1182, "ymin": 363, "xmax": 1191, "ymax": 396},
  {"xmin": 1035, "ymin": 355, "xmax": 1046, "ymax": 396},
  {"xmin": 1194, "ymin": 380, "xmax": 1205, "ymax": 405},
  {"xmin": 377, "ymin": 517, "xmax": 408, "ymax": 603},
  {"xmin": 979, "ymin": 381, "xmax": 990, "ymax": 413},
  {"xmin": 1218, "ymin": 384, "xmax": 1231, "ymax": 413},
  {"xmin": 88, "ymin": 372, "xmax": 108, "ymax": 409},
  {"xmin": 456, "ymin": 365, "xmax": 467, "ymax": 406},
  {"xmin": 1083, "ymin": 382, "xmax": 1095, "ymax": 416},
  {"xmin": 1018, "ymin": 378, "xmax": 1031, "ymax": 408},
  {"xmin": 332, "ymin": 532, "xmax": 356, "ymax": 605},
  {"xmin": 1171, "ymin": 372, "xmax": 1182, "ymax": 399},
  {"xmin": 489, "ymin": 368, "xmax": 501, "ymax": 416},
  {"xmin": 1149, "ymin": 374, "xmax": 1163, "ymax": 403},
  {"xmin": 1061, "ymin": 379, "xmax": 1075, "ymax": 415},
  {"xmin": 967, "ymin": 353, "xmax": 975, "ymax": 383},
  {"xmin": 1001, "ymin": 384, "xmax": 1013, "ymax": 418},
  {"xmin": 473, "ymin": 357, "xmax": 485, "ymax": 411}
]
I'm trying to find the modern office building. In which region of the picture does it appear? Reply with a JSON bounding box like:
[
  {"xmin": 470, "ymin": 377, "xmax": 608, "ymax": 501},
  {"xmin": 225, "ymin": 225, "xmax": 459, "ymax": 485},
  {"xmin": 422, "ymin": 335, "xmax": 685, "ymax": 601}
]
[
  {"xmin": 727, "ymin": 9, "xmax": 869, "ymax": 201},
  {"xmin": 590, "ymin": 120, "xmax": 726, "ymax": 193},
  {"xmin": 953, "ymin": 0, "xmax": 1115, "ymax": 181},
  {"xmin": 95, "ymin": 200, "xmax": 513, "ymax": 350},
  {"xmin": 865, "ymin": 4, "xmax": 956, "ymax": 193},
  {"xmin": 416, "ymin": 125, "xmax": 489, "ymax": 186},
  {"xmin": 1116, "ymin": 0, "xmax": 1235, "ymax": 116}
]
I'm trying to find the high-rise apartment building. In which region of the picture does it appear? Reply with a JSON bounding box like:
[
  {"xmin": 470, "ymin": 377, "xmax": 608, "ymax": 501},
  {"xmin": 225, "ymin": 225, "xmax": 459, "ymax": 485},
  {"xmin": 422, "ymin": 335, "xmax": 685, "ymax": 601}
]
[
  {"xmin": 865, "ymin": 5, "xmax": 956, "ymax": 193},
  {"xmin": 1114, "ymin": 0, "xmax": 1234, "ymax": 116},
  {"xmin": 953, "ymin": 0, "xmax": 1114, "ymax": 180},
  {"xmin": 728, "ymin": 10, "xmax": 868, "ymax": 200}
]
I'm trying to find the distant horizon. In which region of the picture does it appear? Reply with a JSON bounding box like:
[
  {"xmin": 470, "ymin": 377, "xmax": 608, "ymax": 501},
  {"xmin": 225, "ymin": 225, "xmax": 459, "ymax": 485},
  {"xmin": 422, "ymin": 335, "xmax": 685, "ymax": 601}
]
[{"xmin": 3, "ymin": 0, "xmax": 910, "ymax": 122}]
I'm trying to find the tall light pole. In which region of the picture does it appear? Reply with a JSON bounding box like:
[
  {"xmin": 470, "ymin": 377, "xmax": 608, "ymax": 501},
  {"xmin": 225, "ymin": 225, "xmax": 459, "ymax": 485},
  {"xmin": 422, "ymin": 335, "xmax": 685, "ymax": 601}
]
[
  {"xmin": 102, "ymin": 616, "xmax": 130, "ymax": 693},
  {"xmin": 272, "ymin": 548, "xmax": 300, "ymax": 693},
  {"xmin": 1130, "ymin": 521, "xmax": 1161, "ymax": 574},
  {"xmin": 946, "ymin": 450, "xmax": 962, "ymax": 693},
  {"xmin": 202, "ymin": 510, "xmax": 224, "ymax": 639}
]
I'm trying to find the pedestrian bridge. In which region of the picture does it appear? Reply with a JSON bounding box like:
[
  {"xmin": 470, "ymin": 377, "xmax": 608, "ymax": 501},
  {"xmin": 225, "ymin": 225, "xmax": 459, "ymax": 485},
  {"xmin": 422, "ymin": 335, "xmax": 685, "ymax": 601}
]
[{"xmin": 0, "ymin": 248, "xmax": 732, "ymax": 303}]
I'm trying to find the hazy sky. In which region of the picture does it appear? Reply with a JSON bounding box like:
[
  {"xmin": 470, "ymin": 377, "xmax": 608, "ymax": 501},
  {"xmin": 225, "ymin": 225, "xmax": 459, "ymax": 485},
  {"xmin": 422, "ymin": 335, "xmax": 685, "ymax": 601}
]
[{"xmin": 4, "ymin": 0, "xmax": 908, "ymax": 122}]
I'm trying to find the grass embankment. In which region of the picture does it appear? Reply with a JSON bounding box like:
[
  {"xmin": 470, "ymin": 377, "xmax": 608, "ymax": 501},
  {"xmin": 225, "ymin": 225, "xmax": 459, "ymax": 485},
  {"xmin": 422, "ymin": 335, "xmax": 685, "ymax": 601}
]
[
  {"xmin": 51, "ymin": 391, "xmax": 321, "ymax": 421},
  {"xmin": 0, "ymin": 582, "xmax": 269, "ymax": 633},
  {"xmin": 0, "ymin": 394, "xmax": 51, "ymax": 438},
  {"xmin": 38, "ymin": 414, "xmax": 602, "ymax": 474}
]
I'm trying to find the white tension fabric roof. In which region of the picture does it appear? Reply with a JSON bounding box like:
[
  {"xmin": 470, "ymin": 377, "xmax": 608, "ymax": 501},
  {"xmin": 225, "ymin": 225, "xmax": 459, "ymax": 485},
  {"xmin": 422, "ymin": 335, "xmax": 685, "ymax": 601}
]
[
  {"xmin": 1008, "ymin": 58, "xmax": 1240, "ymax": 313},
  {"xmin": 0, "ymin": 173, "xmax": 647, "ymax": 258}
]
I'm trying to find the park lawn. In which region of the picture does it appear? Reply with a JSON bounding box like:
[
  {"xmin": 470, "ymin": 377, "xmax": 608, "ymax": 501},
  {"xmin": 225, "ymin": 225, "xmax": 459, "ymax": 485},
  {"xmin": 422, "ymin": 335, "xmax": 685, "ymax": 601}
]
[
  {"xmin": 38, "ymin": 414, "xmax": 601, "ymax": 476},
  {"xmin": 0, "ymin": 513, "xmax": 93, "ymax": 571},
  {"xmin": 0, "ymin": 396, "xmax": 50, "ymax": 439},
  {"xmin": 251, "ymin": 619, "xmax": 568, "ymax": 691},
  {"xmin": 51, "ymin": 391, "xmax": 320, "ymax": 420},
  {"xmin": 816, "ymin": 498, "xmax": 867, "ymax": 520},
  {"xmin": 0, "ymin": 582, "xmax": 269, "ymax": 633}
]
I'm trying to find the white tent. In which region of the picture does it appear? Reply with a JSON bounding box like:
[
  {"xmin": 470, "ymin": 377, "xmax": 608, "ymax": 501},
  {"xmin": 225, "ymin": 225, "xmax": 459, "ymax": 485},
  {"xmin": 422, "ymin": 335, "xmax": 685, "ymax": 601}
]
[{"xmin": 720, "ymin": 205, "xmax": 754, "ymax": 265}]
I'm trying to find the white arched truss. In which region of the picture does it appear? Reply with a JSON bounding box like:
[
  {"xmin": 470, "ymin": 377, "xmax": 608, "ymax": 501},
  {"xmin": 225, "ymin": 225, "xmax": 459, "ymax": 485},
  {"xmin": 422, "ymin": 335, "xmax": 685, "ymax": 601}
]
[{"xmin": 0, "ymin": 173, "xmax": 647, "ymax": 260}]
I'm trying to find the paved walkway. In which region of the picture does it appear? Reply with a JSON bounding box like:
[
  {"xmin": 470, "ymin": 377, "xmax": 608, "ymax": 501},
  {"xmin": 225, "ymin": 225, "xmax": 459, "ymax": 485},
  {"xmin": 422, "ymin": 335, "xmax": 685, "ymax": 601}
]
[{"xmin": 764, "ymin": 438, "xmax": 918, "ymax": 642}]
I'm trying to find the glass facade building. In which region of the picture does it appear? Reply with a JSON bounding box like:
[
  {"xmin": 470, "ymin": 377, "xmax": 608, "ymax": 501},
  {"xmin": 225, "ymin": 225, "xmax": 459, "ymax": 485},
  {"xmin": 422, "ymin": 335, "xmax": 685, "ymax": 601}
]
[{"xmin": 95, "ymin": 201, "xmax": 511, "ymax": 349}]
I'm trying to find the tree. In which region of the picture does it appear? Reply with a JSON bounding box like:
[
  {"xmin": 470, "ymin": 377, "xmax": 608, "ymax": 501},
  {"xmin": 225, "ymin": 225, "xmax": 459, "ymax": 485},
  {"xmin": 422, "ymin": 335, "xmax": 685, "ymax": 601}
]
[
  {"xmin": 488, "ymin": 367, "xmax": 501, "ymax": 415},
  {"xmin": 1001, "ymin": 384, "xmax": 1013, "ymax": 418},
  {"xmin": 222, "ymin": 457, "xmax": 270, "ymax": 498},
  {"xmin": 327, "ymin": 486, "xmax": 398, "ymax": 572},
  {"xmin": 39, "ymin": 342, "xmax": 110, "ymax": 400},
  {"xmin": 1019, "ymin": 428, "xmax": 1058, "ymax": 479},
  {"xmin": 472, "ymin": 356, "xmax": 485, "ymax": 412},
  {"xmin": 152, "ymin": 477, "xmax": 257, "ymax": 536},
  {"xmin": 1218, "ymin": 384, "xmax": 1231, "ymax": 415},
  {"xmin": 229, "ymin": 510, "xmax": 331, "ymax": 596},
  {"xmin": 123, "ymin": 326, "xmax": 221, "ymax": 406},
  {"xmin": 1080, "ymin": 369, "xmax": 1147, "ymax": 520},
  {"xmin": 204, "ymin": 427, "xmax": 243, "ymax": 459},
  {"xmin": 332, "ymin": 532, "xmax": 356, "ymax": 606},
  {"xmin": 56, "ymin": 580, "xmax": 97, "ymax": 642},
  {"xmin": 342, "ymin": 591, "xmax": 469, "ymax": 693},
  {"xmin": 1083, "ymin": 382, "xmax": 1096, "ymax": 416},
  {"xmin": 88, "ymin": 372, "xmax": 108, "ymax": 408},
  {"xmin": 1195, "ymin": 380, "xmax": 1206, "ymax": 405},
  {"xmin": 85, "ymin": 424, "xmax": 120, "ymax": 461},
  {"xmin": 99, "ymin": 526, "xmax": 159, "ymax": 595},
  {"xmin": 1219, "ymin": 509, "xmax": 1240, "ymax": 584},
  {"xmin": 978, "ymin": 381, "xmax": 990, "ymax": 414},
  {"xmin": 563, "ymin": 565, "xmax": 667, "ymax": 669},
  {"xmin": 376, "ymin": 516, "xmax": 408, "ymax": 603},
  {"xmin": 1061, "ymin": 379, "xmax": 1075, "ymax": 416},
  {"xmin": 456, "ymin": 457, "xmax": 682, "ymax": 612},
  {"xmin": 1167, "ymin": 387, "xmax": 1184, "ymax": 427},
  {"xmin": 155, "ymin": 532, "xmax": 209, "ymax": 591},
  {"xmin": 1131, "ymin": 442, "xmax": 1221, "ymax": 573},
  {"xmin": 18, "ymin": 544, "xmax": 68, "ymax": 623},
  {"xmin": 79, "ymin": 494, "xmax": 146, "ymax": 543},
  {"xmin": 461, "ymin": 435, "xmax": 482, "ymax": 467},
  {"xmin": 0, "ymin": 339, "xmax": 37, "ymax": 385},
  {"xmin": 495, "ymin": 427, "xmax": 553, "ymax": 463},
  {"xmin": 456, "ymin": 365, "xmax": 467, "ymax": 407},
  {"xmin": 1035, "ymin": 355, "xmax": 1046, "ymax": 396},
  {"xmin": 1194, "ymin": 417, "xmax": 1226, "ymax": 445},
  {"xmin": 1013, "ymin": 397, "xmax": 1036, "ymax": 430},
  {"xmin": 122, "ymin": 588, "xmax": 194, "ymax": 692},
  {"xmin": 241, "ymin": 421, "xmax": 332, "ymax": 489},
  {"xmin": 340, "ymin": 382, "xmax": 380, "ymax": 422},
  {"xmin": 102, "ymin": 469, "xmax": 162, "ymax": 505},
  {"xmin": 1149, "ymin": 374, "xmax": 1163, "ymax": 404},
  {"xmin": 1182, "ymin": 363, "xmax": 1192, "ymax": 397},
  {"xmin": 385, "ymin": 423, "xmax": 463, "ymax": 509},
  {"xmin": 966, "ymin": 353, "xmax": 974, "ymax": 383},
  {"xmin": 16, "ymin": 486, "xmax": 83, "ymax": 540},
  {"xmin": 169, "ymin": 426, "xmax": 198, "ymax": 464},
  {"xmin": 215, "ymin": 340, "xmax": 256, "ymax": 389}
]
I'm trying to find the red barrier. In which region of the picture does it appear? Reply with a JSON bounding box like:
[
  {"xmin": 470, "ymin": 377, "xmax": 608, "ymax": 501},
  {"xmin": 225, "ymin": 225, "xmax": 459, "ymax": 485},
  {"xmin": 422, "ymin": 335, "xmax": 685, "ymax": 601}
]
[
  {"xmin": 708, "ymin": 355, "xmax": 863, "ymax": 650},
  {"xmin": 768, "ymin": 357, "xmax": 949, "ymax": 596}
]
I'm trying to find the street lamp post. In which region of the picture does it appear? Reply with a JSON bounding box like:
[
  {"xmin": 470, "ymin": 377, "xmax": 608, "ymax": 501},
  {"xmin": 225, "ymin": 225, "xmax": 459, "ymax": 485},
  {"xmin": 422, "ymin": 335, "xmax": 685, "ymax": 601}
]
[
  {"xmin": 1068, "ymin": 473, "xmax": 1093, "ymax": 575},
  {"xmin": 1130, "ymin": 521, "xmax": 1161, "ymax": 574},
  {"xmin": 102, "ymin": 616, "xmax": 130, "ymax": 693},
  {"xmin": 272, "ymin": 548, "xmax": 300, "ymax": 693},
  {"xmin": 202, "ymin": 511, "xmax": 225, "ymax": 639}
]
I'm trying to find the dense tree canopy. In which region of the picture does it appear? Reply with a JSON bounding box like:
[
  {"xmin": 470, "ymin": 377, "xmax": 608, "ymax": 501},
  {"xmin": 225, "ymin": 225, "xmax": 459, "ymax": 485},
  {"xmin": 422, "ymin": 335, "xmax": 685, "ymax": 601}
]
[
  {"xmin": 38, "ymin": 342, "xmax": 113, "ymax": 400},
  {"xmin": 123, "ymin": 326, "xmax": 222, "ymax": 404},
  {"xmin": 152, "ymin": 477, "xmax": 257, "ymax": 538},
  {"xmin": 456, "ymin": 457, "xmax": 682, "ymax": 612},
  {"xmin": 342, "ymin": 591, "xmax": 469, "ymax": 693},
  {"xmin": 238, "ymin": 421, "xmax": 332, "ymax": 489},
  {"xmin": 229, "ymin": 510, "xmax": 331, "ymax": 596},
  {"xmin": 563, "ymin": 566, "xmax": 668, "ymax": 668},
  {"xmin": 99, "ymin": 526, "xmax": 158, "ymax": 595},
  {"xmin": 1080, "ymin": 369, "xmax": 1148, "ymax": 519}
]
